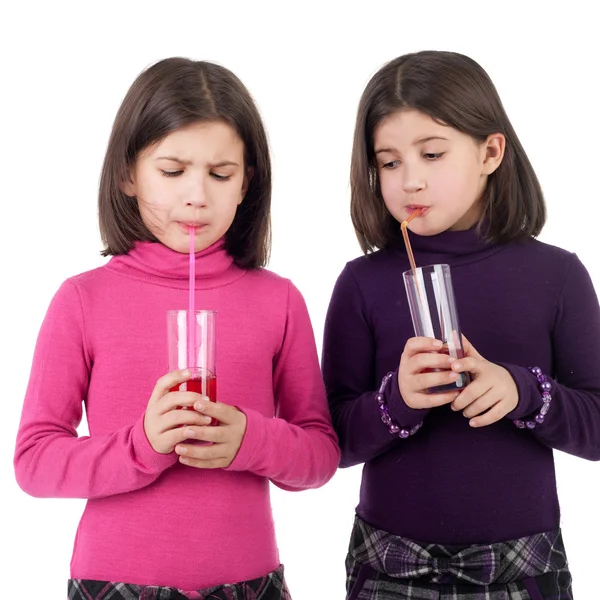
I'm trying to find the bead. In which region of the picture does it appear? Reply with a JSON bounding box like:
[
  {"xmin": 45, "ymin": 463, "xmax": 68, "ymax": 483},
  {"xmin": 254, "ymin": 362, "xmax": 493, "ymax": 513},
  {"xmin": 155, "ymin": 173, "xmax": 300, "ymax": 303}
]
[
  {"xmin": 375, "ymin": 371, "xmax": 423, "ymax": 439},
  {"xmin": 513, "ymin": 367, "xmax": 553, "ymax": 432}
]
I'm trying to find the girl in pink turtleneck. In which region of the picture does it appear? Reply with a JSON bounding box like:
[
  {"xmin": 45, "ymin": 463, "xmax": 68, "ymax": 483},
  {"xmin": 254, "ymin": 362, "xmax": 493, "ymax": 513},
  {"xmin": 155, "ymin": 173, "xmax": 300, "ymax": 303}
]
[{"xmin": 14, "ymin": 57, "xmax": 340, "ymax": 600}]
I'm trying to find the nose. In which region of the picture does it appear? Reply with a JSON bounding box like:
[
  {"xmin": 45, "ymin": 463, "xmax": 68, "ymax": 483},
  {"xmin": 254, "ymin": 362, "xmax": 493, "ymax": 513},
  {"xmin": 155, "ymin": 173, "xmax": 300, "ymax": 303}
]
[
  {"xmin": 401, "ymin": 162, "xmax": 426, "ymax": 194},
  {"xmin": 185, "ymin": 178, "xmax": 208, "ymax": 208}
]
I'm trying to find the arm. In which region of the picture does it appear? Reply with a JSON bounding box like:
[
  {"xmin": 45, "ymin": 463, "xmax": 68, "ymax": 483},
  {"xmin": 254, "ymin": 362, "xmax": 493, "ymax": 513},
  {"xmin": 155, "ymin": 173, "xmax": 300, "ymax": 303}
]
[
  {"xmin": 321, "ymin": 263, "xmax": 429, "ymax": 468},
  {"xmin": 225, "ymin": 281, "xmax": 341, "ymax": 490},
  {"xmin": 504, "ymin": 254, "xmax": 600, "ymax": 460},
  {"xmin": 14, "ymin": 281, "xmax": 177, "ymax": 499}
]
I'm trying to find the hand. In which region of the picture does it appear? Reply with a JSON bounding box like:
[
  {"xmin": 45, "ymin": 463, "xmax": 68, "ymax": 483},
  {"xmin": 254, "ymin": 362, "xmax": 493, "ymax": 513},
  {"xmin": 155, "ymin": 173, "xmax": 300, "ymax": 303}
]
[
  {"xmin": 399, "ymin": 337, "xmax": 462, "ymax": 409},
  {"xmin": 175, "ymin": 399, "xmax": 248, "ymax": 469},
  {"xmin": 144, "ymin": 370, "xmax": 214, "ymax": 454},
  {"xmin": 450, "ymin": 336, "xmax": 518, "ymax": 427}
]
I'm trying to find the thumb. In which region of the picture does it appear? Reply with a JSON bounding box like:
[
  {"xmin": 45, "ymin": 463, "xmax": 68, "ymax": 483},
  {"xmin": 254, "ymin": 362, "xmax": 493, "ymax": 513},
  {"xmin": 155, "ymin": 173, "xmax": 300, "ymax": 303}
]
[{"xmin": 461, "ymin": 334, "xmax": 482, "ymax": 359}]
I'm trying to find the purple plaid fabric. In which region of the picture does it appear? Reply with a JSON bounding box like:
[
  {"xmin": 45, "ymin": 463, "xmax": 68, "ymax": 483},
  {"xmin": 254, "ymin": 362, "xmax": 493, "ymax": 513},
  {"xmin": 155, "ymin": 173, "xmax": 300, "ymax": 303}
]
[
  {"xmin": 68, "ymin": 565, "xmax": 291, "ymax": 600},
  {"xmin": 346, "ymin": 516, "xmax": 573, "ymax": 599}
]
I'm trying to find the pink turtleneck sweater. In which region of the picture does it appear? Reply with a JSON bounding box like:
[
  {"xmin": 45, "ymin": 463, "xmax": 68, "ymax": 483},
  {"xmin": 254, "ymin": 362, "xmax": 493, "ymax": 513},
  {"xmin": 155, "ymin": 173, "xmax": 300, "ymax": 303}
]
[{"xmin": 14, "ymin": 239, "xmax": 340, "ymax": 590}]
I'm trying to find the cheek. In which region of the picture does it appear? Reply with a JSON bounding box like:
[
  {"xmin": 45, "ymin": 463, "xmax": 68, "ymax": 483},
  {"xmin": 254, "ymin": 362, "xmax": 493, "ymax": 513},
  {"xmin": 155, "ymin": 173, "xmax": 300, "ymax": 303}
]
[{"xmin": 379, "ymin": 171, "xmax": 400, "ymax": 202}]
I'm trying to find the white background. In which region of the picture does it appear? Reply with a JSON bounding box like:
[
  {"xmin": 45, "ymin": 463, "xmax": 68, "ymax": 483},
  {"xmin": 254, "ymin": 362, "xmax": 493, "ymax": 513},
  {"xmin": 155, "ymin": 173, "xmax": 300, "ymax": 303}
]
[{"xmin": 1, "ymin": 1, "xmax": 598, "ymax": 598}]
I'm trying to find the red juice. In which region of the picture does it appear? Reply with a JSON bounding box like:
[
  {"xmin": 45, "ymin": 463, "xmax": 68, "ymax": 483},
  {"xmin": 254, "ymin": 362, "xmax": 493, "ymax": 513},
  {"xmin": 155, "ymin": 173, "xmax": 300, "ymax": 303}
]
[{"xmin": 171, "ymin": 372, "xmax": 219, "ymax": 426}]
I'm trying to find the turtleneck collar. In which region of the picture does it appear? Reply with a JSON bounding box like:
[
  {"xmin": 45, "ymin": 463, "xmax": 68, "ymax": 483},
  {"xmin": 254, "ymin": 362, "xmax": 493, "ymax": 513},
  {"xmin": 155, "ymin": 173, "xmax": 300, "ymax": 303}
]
[
  {"xmin": 393, "ymin": 222, "xmax": 507, "ymax": 266},
  {"xmin": 105, "ymin": 238, "xmax": 246, "ymax": 289}
]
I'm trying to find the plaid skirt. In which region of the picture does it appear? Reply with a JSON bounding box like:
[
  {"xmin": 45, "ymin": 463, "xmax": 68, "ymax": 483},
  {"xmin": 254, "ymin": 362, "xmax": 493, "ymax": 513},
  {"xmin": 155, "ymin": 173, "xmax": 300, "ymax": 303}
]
[
  {"xmin": 346, "ymin": 516, "xmax": 573, "ymax": 599},
  {"xmin": 68, "ymin": 565, "xmax": 291, "ymax": 600}
]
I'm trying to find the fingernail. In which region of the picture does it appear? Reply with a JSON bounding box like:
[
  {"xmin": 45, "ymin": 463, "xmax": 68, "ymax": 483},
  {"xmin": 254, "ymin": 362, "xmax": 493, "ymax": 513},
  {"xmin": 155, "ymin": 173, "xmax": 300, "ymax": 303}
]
[
  {"xmin": 448, "ymin": 356, "xmax": 455, "ymax": 364},
  {"xmin": 184, "ymin": 429, "xmax": 194, "ymax": 438},
  {"xmin": 203, "ymin": 415, "xmax": 212, "ymax": 423},
  {"xmin": 469, "ymin": 419, "xmax": 477, "ymax": 427},
  {"xmin": 433, "ymin": 340, "xmax": 443, "ymax": 348},
  {"xmin": 180, "ymin": 457, "xmax": 189, "ymax": 464},
  {"xmin": 195, "ymin": 400, "xmax": 206, "ymax": 411},
  {"xmin": 176, "ymin": 445, "xmax": 187, "ymax": 454},
  {"xmin": 449, "ymin": 372, "xmax": 458, "ymax": 379},
  {"xmin": 182, "ymin": 369, "xmax": 190, "ymax": 378}
]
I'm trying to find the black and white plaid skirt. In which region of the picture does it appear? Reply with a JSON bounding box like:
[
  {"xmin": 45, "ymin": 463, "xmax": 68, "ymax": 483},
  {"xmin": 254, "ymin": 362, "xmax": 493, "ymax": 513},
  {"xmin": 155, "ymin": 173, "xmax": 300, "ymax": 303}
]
[
  {"xmin": 346, "ymin": 516, "xmax": 573, "ymax": 599},
  {"xmin": 68, "ymin": 564, "xmax": 291, "ymax": 600}
]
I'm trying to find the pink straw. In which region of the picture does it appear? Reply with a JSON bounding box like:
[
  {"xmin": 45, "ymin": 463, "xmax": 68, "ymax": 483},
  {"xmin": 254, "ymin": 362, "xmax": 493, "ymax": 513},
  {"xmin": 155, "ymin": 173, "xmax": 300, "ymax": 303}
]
[{"xmin": 188, "ymin": 226, "xmax": 195, "ymax": 371}]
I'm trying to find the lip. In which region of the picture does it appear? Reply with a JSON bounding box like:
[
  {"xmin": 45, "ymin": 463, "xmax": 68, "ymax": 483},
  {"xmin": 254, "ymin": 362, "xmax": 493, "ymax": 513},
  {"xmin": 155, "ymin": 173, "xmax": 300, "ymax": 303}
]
[
  {"xmin": 405, "ymin": 205, "xmax": 429, "ymax": 215},
  {"xmin": 178, "ymin": 222, "xmax": 207, "ymax": 233}
]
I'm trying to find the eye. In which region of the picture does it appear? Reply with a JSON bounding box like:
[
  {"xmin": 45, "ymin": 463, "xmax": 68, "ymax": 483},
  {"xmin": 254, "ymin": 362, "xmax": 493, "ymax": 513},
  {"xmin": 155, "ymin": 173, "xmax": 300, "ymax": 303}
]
[
  {"xmin": 381, "ymin": 160, "xmax": 401, "ymax": 169},
  {"xmin": 211, "ymin": 173, "xmax": 231, "ymax": 181},
  {"xmin": 423, "ymin": 153, "xmax": 444, "ymax": 160},
  {"xmin": 161, "ymin": 170, "xmax": 183, "ymax": 177}
]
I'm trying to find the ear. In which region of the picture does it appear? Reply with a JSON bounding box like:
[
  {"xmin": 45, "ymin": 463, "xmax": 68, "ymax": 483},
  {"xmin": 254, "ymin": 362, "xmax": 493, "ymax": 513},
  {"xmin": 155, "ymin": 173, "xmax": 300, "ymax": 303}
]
[
  {"xmin": 239, "ymin": 166, "xmax": 254, "ymax": 204},
  {"xmin": 119, "ymin": 167, "xmax": 137, "ymax": 197},
  {"xmin": 481, "ymin": 133, "xmax": 505, "ymax": 175}
]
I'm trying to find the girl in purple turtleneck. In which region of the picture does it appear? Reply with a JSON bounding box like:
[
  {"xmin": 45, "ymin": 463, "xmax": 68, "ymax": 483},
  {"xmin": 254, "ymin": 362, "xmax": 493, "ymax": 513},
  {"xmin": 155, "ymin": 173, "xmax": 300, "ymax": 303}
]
[
  {"xmin": 14, "ymin": 57, "xmax": 339, "ymax": 599},
  {"xmin": 323, "ymin": 50, "xmax": 600, "ymax": 599}
]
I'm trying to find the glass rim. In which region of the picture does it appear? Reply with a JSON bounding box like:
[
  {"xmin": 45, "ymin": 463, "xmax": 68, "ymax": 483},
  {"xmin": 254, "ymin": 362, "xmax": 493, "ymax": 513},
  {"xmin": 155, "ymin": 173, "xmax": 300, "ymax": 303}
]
[{"xmin": 402, "ymin": 263, "xmax": 450, "ymax": 276}]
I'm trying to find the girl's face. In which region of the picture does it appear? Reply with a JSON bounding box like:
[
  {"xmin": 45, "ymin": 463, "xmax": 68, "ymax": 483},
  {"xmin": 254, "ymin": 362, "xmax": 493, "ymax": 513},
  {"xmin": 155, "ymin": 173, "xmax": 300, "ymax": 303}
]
[
  {"xmin": 123, "ymin": 120, "xmax": 250, "ymax": 253},
  {"xmin": 373, "ymin": 109, "xmax": 504, "ymax": 236}
]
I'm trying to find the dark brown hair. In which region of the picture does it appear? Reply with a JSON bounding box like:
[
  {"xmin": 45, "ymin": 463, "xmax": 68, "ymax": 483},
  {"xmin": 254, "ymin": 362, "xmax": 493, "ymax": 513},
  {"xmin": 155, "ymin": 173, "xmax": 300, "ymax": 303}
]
[
  {"xmin": 351, "ymin": 50, "xmax": 546, "ymax": 253},
  {"xmin": 99, "ymin": 57, "xmax": 271, "ymax": 268}
]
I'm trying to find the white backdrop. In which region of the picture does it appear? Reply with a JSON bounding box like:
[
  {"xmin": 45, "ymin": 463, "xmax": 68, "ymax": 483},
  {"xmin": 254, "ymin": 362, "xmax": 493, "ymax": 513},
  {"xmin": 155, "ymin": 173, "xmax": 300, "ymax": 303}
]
[{"xmin": 1, "ymin": 2, "xmax": 598, "ymax": 598}]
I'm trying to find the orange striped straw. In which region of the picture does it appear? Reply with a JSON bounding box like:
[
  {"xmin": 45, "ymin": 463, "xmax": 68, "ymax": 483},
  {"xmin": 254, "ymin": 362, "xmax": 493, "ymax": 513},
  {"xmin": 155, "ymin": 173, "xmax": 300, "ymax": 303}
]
[{"xmin": 401, "ymin": 209, "xmax": 422, "ymax": 275}]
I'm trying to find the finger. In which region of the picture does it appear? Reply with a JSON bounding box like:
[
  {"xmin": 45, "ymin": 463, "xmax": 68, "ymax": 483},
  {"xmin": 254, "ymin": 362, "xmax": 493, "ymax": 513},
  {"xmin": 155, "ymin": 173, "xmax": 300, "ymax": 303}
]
[
  {"xmin": 175, "ymin": 441, "xmax": 228, "ymax": 462},
  {"xmin": 159, "ymin": 391, "xmax": 207, "ymax": 413},
  {"xmin": 423, "ymin": 390, "xmax": 461, "ymax": 408},
  {"xmin": 178, "ymin": 425, "xmax": 227, "ymax": 444},
  {"xmin": 461, "ymin": 335, "xmax": 482, "ymax": 360},
  {"xmin": 150, "ymin": 369, "xmax": 191, "ymax": 404},
  {"xmin": 193, "ymin": 399, "xmax": 240, "ymax": 425},
  {"xmin": 412, "ymin": 369, "xmax": 462, "ymax": 393},
  {"xmin": 178, "ymin": 457, "xmax": 230, "ymax": 469},
  {"xmin": 461, "ymin": 389, "xmax": 500, "ymax": 419},
  {"xmin": 161, "ymin": 409, "xmax": 212, "ymax": 433},
  {"xmin": 409, "ymin": 352, "xmax": 455, "ymax": 374},
  {"xmin": 468, "ymin": 401, "xmax": 507, "ymax": 428},
  {"xmin": 403, "ymin": 337, "xmax": 444, "ymax": 359},
  {"xmin": 451, "ymin": 380, "xmax": 492, "ymax": 411},
  {"xmin": 450, "ymin": 356, "xmax": 478, "ymax": 374}
]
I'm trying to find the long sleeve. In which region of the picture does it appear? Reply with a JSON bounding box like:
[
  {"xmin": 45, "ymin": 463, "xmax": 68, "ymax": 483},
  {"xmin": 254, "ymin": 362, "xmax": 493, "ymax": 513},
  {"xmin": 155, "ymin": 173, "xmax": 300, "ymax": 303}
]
[
  {"xmin": 321, "ymin": 263, "xmax": 429, "ymax": 468},
  {"xmin": 14, "ymin": 281, "xmax": 176, "ymax": 499},
  {"xmin": 503, "ymin": 254, "xmax": 600, "ymax": 460},
  {"xmin": 225, "ymin": 282, "xmax": 340, "ymax": 489}
]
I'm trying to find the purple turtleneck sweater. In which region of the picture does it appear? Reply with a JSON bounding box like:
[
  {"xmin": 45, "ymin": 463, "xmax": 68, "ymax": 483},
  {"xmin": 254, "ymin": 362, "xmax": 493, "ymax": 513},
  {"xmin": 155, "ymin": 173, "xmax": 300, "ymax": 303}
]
[{"xmin": 322, "ymin": 227, "xmax": 600, "ymax": 544}]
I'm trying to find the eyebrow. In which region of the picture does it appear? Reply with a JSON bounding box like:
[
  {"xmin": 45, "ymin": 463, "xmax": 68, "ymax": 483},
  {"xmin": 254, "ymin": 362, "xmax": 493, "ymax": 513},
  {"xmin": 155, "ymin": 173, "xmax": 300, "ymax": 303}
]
[
  {"xmin": 156, "ymin": 156, "xmax": 240, "ymax": 168},
  {"xmin": 375, "ymin": 136, "xmax": 449, "ymax": 154}
]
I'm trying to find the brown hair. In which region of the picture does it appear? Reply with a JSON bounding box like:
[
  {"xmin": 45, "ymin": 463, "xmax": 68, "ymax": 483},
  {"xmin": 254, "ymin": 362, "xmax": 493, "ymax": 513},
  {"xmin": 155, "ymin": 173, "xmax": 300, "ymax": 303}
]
[
  {"xmin": 99, "ymin": 57, "xmax": 271, "ymax": 268},
  {"xmin": 351, "ymin": 50, "xmax": 546, "ymax": 253}
]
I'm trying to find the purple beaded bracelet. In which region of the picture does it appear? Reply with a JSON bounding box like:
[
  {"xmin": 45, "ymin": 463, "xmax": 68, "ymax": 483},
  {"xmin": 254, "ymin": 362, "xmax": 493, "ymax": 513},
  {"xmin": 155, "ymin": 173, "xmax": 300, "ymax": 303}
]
[
  {"xmin": 376, "ymin": 372, "xmax": 423, "ymax": 438},
  {"xmin": 513, "ymin": 366, "xmax": 552, "ymax": 430}
]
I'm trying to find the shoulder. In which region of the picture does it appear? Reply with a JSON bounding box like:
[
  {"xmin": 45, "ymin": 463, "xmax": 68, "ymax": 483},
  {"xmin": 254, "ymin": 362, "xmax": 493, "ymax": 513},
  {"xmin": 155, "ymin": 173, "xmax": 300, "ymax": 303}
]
[
  {"xmin": 336, "ymin": 248, "xmax": 399, "ymax": 288},
  {"xmin": 243, "ymin": 267, "xmax": 308, "ymax": 310},
  {"xmin": 507, "ymin": 238, "xmax": 577, "ymax": 278}
]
